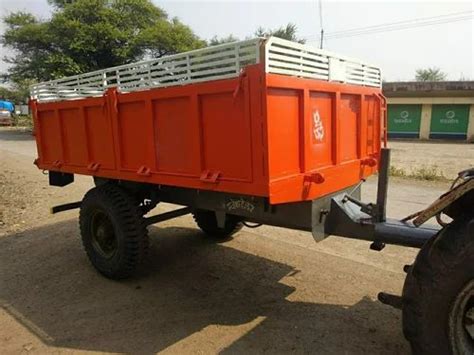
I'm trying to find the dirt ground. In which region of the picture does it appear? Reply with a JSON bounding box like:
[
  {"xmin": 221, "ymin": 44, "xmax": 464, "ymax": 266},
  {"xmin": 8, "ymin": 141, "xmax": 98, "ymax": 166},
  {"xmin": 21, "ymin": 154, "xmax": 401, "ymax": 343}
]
[
  {"xmin": 388, "ymin": 140, "xmax": 474, "ymax": 178},
  {"xmin": 0, "ymin": 128, "xmax": 469, "ymax": 354}
]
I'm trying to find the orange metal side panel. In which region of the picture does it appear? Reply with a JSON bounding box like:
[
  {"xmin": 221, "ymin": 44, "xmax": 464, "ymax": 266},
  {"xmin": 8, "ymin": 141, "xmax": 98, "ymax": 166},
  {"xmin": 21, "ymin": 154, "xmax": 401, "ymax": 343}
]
[
  {"xmin": 308, "ymin": 92, "xmax": 333, "ymax": 170},
  {"xmin": 37, "ymin": 109, "xmax": 62, "ymax": 164},
  {"xmin": 153, "ymin": 97, "xmax": 200, "ymax": 175},
  {"xmin": 266, "ymin": 89, "xmax": 301, "ymax": 179},
  {"xmin": 60, "ymin": 108, "xmax": 88, "ymax": 167},
  {"xmin": 84, "ymin": 104, "xmax": 115, "ymax": 170},
  {"xmin": 117, "ymin": 101, "xmax": 149, "ymax": 171},
  {"xmin": 200, "ymin": 91, "xmax": 252, "ymax": 182},
  {"xmin": 364, "ymin": 95, "xmax": 381, "ymax": 156},
  {"xmin": 339, "ymin": 94, "xmax": 358, "ymax": 162}
]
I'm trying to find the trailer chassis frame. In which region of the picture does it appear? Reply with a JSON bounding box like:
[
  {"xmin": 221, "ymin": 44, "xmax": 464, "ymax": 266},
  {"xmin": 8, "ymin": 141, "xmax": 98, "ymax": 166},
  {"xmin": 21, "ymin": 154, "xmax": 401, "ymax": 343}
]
[{"xmin": 50, "ymin": 148, "xmax": 442, "ymax": 250}]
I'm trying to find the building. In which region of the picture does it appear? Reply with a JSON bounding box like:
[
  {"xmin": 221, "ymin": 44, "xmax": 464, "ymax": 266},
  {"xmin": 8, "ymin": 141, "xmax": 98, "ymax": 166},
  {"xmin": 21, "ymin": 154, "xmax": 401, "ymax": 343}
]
[{"xmin": 383, "ymin": 81, "xmax": 474, "ymax": 142}]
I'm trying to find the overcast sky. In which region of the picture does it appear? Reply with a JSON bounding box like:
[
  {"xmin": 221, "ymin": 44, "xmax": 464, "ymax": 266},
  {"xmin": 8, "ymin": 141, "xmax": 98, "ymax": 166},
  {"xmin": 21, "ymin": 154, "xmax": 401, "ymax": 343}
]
[{"xmin": 0, "ymin": 0, "xmax": 473, "ymax": 81}]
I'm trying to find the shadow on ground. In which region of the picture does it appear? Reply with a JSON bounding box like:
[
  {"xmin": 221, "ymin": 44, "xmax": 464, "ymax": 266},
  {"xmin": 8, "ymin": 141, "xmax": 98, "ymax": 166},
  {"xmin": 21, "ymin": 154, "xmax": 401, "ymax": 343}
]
[
  {"xmin": 0, "ymin": 128, "xmax": 34, "ymax": 141},
  {"xmin": 0, "ymin": 220, "xmax": 406, "ymax": 353}
]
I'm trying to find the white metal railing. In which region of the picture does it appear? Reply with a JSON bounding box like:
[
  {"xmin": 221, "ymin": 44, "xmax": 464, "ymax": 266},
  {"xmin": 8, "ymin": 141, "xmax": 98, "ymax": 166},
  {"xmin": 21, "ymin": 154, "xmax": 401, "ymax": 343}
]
[
  {"xmin": 30, "ymin": 37, "xmax": 381, "ymax": 102},
  {"xmin": 265, "ymin": 37, "xmax": 381, "ymax": 87},
  {"xmin": 30, "ymin": 38, "xmax": 262, "ymax": 102}
]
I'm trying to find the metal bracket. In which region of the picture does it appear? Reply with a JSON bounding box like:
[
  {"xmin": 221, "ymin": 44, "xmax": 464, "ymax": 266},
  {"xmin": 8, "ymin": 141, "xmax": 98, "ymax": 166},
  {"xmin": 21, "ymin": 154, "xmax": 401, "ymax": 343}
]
[
  {"xmin": 137, "ymin": 166, "xmax": 151, "ymax": 177},
  {"xmin": 342, "ymin": 194, "xmax": 375, "ymax": 217},
  {"xmin": 304, "ymin": 172, "xmax": 325, "ymax": 184},
  {"xmin": 200, "ymin": 170, "xmax": 221, "ymax": 183},
  {"xmin": 87, "ymin": 162, "xmax": 101, "ymax": 172},
  {"xmin": 215, "ymin": 211, "xmax": 227, "ymax": 229}
]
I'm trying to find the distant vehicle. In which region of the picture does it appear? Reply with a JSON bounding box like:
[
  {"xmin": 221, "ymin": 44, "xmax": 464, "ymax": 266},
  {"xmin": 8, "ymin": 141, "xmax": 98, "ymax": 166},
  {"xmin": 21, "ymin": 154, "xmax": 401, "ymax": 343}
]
[
  {"xmin": 0, "ymin": 100, "xmax": 15, "ymax": 113},
  {"xmin": 0, "ymin": 109, "xmax": 12, "ymax": 126}
]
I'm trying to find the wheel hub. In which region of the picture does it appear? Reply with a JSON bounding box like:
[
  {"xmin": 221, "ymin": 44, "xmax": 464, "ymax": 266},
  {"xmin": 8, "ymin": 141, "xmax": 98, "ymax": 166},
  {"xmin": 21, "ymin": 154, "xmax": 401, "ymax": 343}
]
[
  {"xmin": 90, "ymin": 211, "xmax": 117, "ymax": 258},
  {"xmin": 449, "ymin": 280, "xmax": 474, "ymax": 355}
]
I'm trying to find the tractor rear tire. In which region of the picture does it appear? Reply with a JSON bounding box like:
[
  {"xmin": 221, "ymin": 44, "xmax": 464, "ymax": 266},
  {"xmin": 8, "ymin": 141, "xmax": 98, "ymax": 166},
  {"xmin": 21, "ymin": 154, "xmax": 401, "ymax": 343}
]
[
  {"xmin": 79, "ymin": 184, "xmax": 149, "ymax": 279},
  {"xmin": 193, "ymin": 210, "xmax": 243, "ymax": 240},
  {"xmin": 402, "ymin": 215, "xmax": 474, "ymax": 354}
]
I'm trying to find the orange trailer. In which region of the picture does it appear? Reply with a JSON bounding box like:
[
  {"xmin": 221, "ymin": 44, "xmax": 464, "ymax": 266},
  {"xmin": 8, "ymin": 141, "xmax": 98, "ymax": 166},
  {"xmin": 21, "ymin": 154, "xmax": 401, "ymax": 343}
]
[
  {"xmin": 30, "ymin": 36, "xmax": 387, "ymax": 275},
  {"xmin": 30, "ymin": 37, "xmax": 388, "ymax": 276},
  {"xmin": 31, "ymin": 37, "xmax": 384, "ymax": 206}
]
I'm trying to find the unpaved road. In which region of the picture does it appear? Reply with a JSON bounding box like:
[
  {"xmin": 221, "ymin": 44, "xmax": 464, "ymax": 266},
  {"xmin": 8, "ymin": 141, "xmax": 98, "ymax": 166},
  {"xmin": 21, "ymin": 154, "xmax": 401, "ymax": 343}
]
[
  {"xmin": 389, "ymin": 140, "xmax": 474, "ymax": 178},
  {"xmin": 0, "ymin": 128, "xmax": 466, "ymax": 354}
]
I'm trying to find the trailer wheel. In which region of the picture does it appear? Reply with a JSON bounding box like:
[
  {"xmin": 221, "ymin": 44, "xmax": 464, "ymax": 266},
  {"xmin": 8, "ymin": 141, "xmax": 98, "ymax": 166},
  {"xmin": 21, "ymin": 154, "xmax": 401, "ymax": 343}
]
[
  {"xmin": 79, "ymin": 184, "xmax": 149, "ymax": 279},
  {"xmin": 402, "ymin": 215, "xmax": 474, "ymax": 354},
  {"xmin": 193, "ymin": 210, "xmax": 243, "ymax": 240}
]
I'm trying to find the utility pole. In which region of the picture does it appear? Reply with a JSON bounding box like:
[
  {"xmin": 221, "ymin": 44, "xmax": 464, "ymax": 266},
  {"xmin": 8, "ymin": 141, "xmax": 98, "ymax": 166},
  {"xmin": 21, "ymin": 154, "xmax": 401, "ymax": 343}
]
[{"xmin": 319, "ymin": 0, "xmax": 324, "ymax": 49}]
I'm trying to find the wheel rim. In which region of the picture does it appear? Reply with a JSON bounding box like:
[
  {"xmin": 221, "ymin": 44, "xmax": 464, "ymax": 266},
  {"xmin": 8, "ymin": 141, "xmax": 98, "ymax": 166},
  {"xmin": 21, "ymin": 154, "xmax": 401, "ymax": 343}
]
[
  {"xmin": 90, "ymin": 210, "xmax": 117, "ymax": 259},
  {"xmin": 449, "ymin": 280, "xmax": 474, "ymax": 355}
]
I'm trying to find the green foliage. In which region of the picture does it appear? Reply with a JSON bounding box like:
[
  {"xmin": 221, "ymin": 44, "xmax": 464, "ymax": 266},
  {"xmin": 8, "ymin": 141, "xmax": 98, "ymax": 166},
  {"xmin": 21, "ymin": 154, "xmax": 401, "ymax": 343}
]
[
  {"xmin": 0, "ymin": 87, "xmax": 16, "ymax": 101},
  {"xmin": 208, "ymin": 23, "xmax": 305, "ymax": 47},
  {"xmin": 2, "ymin": 0, "xmax": 205, "ymax": 84},
  {"xmin": 415, "ymin": 67, "xmax": 447, "ymax": 82},
  {"xmin": 47, "ymin": 0, "xmax": 76, "ymax": 8},
  {"xmin": 135, "ymin": 17, "xmax": 205, "ymax": 57},
  {"xmin": 0, "ymin": 79, "xmax": 32, "ymax": 103},
  {"xmin": 208, "ymin": 34, "xmax": 239, "ymax": 46},
  {"xmin": 389, "ymin": 165, "xmax": 447, "ymax": 181},
  {"xmin": 255, "ymin": 23, "xmax": 306, "ymax": 43}
]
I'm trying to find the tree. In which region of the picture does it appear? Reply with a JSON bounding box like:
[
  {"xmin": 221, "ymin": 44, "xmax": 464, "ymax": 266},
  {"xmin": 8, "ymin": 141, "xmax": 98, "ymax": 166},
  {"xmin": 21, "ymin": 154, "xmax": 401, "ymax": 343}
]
[
  {"xmin": 208, "ymin": 23, "xmax": 305, "ymax": 47},
  {"xmin": 255, "ymin": 23, "xmax": 306, "ymax": 44},
  {"xmin": 415, "ymin": 67, "xmax": 447, "ymax": 82},
  {"xmin": 2, "ymin": 0, "xmax": 205, "ymax": 84},
  {"xmin": 47, "ymin": 0, "xmax": 76, "ymax": 7},
  {"xmin": 0, "ymin": 80, "xmax": 33, "ymax": 103},
  {"xmin": 208, "ymin": 34, "xmax": 239, "ymax": 46}
]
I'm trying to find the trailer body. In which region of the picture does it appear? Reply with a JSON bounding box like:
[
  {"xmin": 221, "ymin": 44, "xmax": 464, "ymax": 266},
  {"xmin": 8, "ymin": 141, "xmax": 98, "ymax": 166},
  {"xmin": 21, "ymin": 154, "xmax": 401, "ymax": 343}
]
[{"xmin": 31, "ymin": 37, "xmax": 384, "ymax": 205}]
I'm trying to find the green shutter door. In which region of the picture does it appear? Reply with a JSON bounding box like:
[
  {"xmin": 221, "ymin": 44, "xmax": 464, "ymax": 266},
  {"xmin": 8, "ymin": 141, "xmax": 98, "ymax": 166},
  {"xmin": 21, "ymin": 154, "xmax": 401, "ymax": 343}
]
[
  {"xmin": 388, "ymin": 104, "xmax": 422, "ymax": 138},
  {"xmin": 430, "ymin": 105, "xmax": 470, "ymax": 140}
]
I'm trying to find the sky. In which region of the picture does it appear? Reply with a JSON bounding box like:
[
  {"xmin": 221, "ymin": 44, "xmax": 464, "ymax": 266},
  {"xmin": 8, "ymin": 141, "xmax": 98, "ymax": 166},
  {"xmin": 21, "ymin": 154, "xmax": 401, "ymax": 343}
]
[{"xmin": 0, "ymin": 0, "xmax": 473, "ymax": 81}]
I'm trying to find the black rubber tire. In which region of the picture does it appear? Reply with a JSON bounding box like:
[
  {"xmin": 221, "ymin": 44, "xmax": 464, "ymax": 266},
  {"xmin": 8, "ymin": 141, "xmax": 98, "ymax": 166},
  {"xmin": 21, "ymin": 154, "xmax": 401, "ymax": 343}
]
[
  {"xmin": 79, "ymin": 184, "xmax": 149, "ymax": 279},
  {"xmin": 402, "ymin": 215, "xmax": 474, "ymax": 354},
  {"xmin": 193, "ymin": 210, "xmax": 243, "ymax": 240}
]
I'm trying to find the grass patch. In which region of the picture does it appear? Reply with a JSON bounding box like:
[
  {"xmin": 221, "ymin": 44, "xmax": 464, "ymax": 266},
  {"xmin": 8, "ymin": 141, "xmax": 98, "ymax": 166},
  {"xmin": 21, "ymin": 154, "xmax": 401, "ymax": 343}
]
[
  {"xmin": 12, "ymin": 114, "xmax": 33, "ymax": 129},
  {"xmin": 389, "ymin": 165, "xmax": 448, "ymax": 181}
]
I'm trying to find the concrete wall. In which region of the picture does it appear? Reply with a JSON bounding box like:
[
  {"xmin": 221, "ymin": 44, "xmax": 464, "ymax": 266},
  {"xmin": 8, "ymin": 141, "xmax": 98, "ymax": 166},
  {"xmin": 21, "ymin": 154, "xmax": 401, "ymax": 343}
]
[{"xmin": 387, "ymin": 97, "xmax": 474, "ymax": 142}]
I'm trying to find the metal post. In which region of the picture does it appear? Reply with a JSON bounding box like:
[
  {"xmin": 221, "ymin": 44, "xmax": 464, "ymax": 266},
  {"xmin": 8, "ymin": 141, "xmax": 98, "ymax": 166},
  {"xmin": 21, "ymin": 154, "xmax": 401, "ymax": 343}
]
[{"xmin": 376, "ymin": 148, "xmax": 390, "ymax": 222}]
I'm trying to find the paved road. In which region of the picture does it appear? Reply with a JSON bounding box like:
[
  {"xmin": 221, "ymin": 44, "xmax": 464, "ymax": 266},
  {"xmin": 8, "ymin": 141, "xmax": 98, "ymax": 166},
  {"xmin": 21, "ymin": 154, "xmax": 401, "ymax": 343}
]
[{"xmin": 0, "ymin": 128, "xmax": 450, "ymax": 354}]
